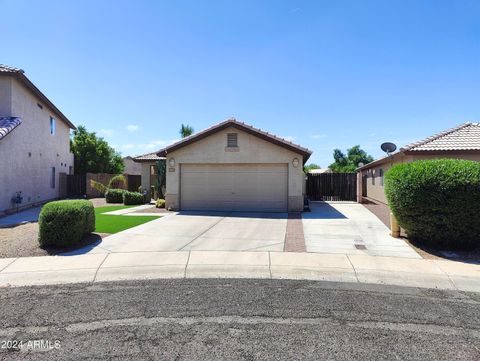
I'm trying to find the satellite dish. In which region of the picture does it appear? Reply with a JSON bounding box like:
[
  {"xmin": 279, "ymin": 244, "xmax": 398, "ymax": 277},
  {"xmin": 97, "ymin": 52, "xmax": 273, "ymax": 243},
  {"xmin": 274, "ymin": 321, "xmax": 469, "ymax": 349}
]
[
  {"xmin": 381, "ymin": 142, "xmax": 397, "ymax": 155},
  {"xmin": 358, "ymin": 162, "xmax": 364, "ymax": 167}
]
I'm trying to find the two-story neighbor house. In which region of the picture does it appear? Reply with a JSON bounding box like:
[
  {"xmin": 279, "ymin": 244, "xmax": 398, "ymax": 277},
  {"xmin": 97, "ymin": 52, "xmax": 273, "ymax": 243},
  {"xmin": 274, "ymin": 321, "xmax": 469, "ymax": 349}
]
[{"xmin": 0, "ymin": 65, "xmax": 76, "ymax": 214}]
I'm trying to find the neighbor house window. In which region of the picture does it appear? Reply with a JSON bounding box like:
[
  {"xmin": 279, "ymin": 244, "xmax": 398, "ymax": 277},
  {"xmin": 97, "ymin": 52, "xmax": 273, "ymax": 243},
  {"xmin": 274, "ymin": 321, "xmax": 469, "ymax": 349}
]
[
  {"xmin": 227, "ymin": 133, "xmax": 238, "ymax": 147},
  {"xmin": 379, "ymin": 169, "xmax": 384, "ymax": 186},
  {"xmin": 51, "ymin": 167, "xmax": 56, "ymax": 188},
  {"xmin": 50, "ymin": 117, "xmax": 56, "ymax": 135},
  {"xmin": 150, "ymin": 165, "xmax": 157, "ymax": 175},
  {"xmin": 372, "ymin": 170, "xmax": 375, "ymax": 185}
]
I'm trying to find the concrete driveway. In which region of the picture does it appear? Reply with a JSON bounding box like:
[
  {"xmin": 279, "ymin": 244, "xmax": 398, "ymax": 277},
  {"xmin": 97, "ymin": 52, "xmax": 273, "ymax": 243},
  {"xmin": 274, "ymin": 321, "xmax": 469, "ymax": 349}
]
[
  {"xmin": 94, "ymin": 211, "xmax": 287, "ymax": 253},
  {"xmin": 303, "ymin": 202, "xmax": 421, "ymax": 258}
]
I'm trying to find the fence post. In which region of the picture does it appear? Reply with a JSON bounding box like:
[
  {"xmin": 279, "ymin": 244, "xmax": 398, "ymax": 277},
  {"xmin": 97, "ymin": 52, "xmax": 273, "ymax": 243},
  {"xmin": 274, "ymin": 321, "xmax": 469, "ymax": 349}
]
[{"xmin": 356, "ymin": 172, "xmax": 362, "ymax": 203}]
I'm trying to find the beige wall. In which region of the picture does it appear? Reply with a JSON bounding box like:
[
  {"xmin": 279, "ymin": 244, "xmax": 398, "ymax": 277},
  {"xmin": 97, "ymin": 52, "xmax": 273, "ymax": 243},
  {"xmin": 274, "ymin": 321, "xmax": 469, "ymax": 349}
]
[
  {"xmin": 164, "ymin": 127, "xmax": 305, "ymax": 211},
  {"xmin": 140, "ymin": 162, "xmax": 154, "ymax": 198},
  {"xmin": 0, "ymin": 77, "xmax": 74, "ymax": 213},
  {"xmin": 123, "ymin": 157, "xmax": 142, "ymax": 175},
  {"xmin": 360, "ymin": 152, "xmax": 480, "ymax": 204},
  {"xmin": 0, "ymin": 77, "xmax": 12, "ymax": 115}
]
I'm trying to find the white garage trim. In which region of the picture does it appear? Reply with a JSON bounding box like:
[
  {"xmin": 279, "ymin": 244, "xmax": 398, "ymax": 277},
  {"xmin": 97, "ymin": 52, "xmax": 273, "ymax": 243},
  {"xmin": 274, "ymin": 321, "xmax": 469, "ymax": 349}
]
[{"xmin": 180, "ymin": 163, "xmax": 288, "ymax": 212}]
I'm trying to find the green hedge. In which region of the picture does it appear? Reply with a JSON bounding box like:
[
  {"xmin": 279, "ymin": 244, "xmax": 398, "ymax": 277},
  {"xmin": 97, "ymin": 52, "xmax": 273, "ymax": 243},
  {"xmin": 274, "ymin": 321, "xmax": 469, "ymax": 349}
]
[
  {"xmin": 123, "ymin": 191, "xmax": 144, "ymax": 205},
  {"xmin": 38, "ymin": 200, "xmax": 95, "ymax": 247},
  {"xmin": 385, "ymin": 159, "xmax": 480, "ymax": 249},
  {"xmin": 105, "ymin": 189, "xmax": 124, "ymax": 203}
]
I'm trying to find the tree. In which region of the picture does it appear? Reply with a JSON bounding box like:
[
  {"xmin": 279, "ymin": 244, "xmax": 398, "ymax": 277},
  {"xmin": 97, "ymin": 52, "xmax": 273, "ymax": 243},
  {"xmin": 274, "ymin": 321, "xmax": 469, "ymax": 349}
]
[
  {"xmin": 304, "ymin": 163, "xmax": 321, "ymax": 173},
  {"xmin": 329, "ymin": 145, "xmax": 374, "ymax": 172},
  {"xmin": 155, "ymin": 159, "xmax": 166, "ymax": 199},
  {"xmin": 180, "ymin": 124, "xmax": 194, "ymax": 138},
  {"xmin": 71, "ymin": 126, "xmax": 124, "ymax": 174}
]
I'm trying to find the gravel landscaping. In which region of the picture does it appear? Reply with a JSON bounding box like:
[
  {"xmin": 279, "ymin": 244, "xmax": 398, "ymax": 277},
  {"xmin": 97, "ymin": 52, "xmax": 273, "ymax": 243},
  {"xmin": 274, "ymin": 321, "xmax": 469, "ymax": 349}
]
[{"xmin": 0, "ymin": 223, "xmax": 105, "ymax": 258}]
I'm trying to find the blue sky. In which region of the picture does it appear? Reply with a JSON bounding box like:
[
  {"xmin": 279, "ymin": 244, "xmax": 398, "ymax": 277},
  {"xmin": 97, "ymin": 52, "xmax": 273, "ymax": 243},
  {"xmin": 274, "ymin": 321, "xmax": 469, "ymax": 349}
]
[{"xmin": 1, "ymin": 0, "xmax": 479, "ymax": 166}]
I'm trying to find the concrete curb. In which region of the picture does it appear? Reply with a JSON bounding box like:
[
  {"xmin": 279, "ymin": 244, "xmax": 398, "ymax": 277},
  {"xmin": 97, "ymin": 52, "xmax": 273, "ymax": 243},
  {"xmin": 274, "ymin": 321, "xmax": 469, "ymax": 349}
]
[{"xmin": 0, "ymin": 251, "xmax": 479, "ymax": 292}]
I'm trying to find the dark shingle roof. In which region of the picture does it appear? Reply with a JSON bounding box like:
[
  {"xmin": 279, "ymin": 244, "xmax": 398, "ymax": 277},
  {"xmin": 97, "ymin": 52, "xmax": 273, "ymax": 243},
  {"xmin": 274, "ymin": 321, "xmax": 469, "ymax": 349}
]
[
  {"xmin": 0, "ymin": 64, "xmax": 75, "ymax": 129},
  {"xmin": 0, "ymin": 117, "xmax": 22, "ymax": 140},
  {"xmin": 156, "ymin": 118, "xmax": 313, "ymax": 162}
]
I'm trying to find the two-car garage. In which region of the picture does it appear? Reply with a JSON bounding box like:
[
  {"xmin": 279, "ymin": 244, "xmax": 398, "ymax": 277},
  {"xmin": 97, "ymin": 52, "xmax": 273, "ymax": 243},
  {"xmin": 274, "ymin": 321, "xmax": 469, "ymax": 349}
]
[{"xmin": 180, "ymin": 164, "xmax": 288, "ymax": 212}]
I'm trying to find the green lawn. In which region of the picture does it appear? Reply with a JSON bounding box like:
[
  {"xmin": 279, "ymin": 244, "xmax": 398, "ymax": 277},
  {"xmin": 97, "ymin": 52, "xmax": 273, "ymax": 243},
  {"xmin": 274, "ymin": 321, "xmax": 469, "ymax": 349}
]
[{"xmin": 95, "ymin": 206, "xmax": 161, "ymax": 234}]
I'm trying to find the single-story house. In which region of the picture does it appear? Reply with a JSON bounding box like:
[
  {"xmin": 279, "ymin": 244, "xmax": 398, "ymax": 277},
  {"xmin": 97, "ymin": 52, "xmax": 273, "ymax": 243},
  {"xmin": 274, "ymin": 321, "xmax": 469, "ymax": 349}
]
[
  {"xmin": 0, "ymin": 64, "xmax": 75, "ymax": 214},
  {"xmin": 358, "ymin": 122, "xmax": 480, "ymax": 205},
  {"xmin": 144, "ymin": 118, "xmax": 312, "ymax": 212}
]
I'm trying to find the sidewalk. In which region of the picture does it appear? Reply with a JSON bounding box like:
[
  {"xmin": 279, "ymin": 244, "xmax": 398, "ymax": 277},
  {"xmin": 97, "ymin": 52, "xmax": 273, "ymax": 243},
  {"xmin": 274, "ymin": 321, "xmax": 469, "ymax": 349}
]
[{"xmin": 0, "ymin": 251, "xmax": 479, "ymax": 292}]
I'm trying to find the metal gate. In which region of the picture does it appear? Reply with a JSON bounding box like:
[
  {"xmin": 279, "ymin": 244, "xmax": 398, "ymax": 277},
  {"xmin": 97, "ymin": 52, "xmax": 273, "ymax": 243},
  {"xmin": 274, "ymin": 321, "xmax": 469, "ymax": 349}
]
[{"xmin": 306, "ymin": 173, "xmax": 357, "ymax": 201}]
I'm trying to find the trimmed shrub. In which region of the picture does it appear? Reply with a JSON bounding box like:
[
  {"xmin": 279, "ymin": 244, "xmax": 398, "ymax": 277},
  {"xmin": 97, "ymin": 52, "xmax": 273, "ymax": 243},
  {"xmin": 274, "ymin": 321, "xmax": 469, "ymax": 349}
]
[
  {"xmin": 38, "ymin": 200, "xmax": 95, "ymax": 247},
  {"xmin": 105, "ymin": 189, "xmax": 124, "ymax": 203},
  {"xmin": 385, "ymin": 159, "xmax": 480, "ymax": 249},
  {"xmin": 123, "ymin": 191, "xmax": 144, "ymax": 205},
  {"xmin": 155, "ymin": 198, "xmax": 166, "ymax": 208}
]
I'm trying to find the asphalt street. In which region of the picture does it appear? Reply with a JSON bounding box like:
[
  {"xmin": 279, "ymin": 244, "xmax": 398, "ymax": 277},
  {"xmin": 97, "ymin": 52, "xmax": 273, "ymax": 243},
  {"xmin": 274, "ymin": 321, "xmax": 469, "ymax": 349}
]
[{"xmin": 0, "ymin": 279, "xmax": 479, "ymax": 360}]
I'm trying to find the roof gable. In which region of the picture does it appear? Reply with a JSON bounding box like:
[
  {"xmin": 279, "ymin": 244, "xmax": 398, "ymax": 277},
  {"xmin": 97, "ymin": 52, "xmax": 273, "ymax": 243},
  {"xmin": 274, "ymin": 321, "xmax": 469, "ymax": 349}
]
[
  {"xmin": 0, "ymin": 64, "xmax": 75, "ymax": 130},
  {"xmin": 156, "ymin": 118, "xmax": 312, "ymax": 162}
]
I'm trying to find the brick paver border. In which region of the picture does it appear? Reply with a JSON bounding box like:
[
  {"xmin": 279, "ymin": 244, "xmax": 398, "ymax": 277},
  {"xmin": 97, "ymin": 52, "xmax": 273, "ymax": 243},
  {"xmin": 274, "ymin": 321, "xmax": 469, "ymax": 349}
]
[{"xmin": 284, "ymin": 212, "xmax": 306, "ymax": 252}]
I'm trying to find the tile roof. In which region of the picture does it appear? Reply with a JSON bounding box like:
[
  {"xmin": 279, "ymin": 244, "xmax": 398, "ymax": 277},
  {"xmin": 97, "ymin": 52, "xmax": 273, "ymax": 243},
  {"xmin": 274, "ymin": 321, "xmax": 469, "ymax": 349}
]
[
  {"xmin": 133, "ymin": 152, "xmax": 165, "ymax": 162},
  {"xmin": 401, "ymin": 122, "xmax": 480, "ymax": 151},
  {"xmin": 0, "ymin": 64, "xmax": 75, "ymax": 129},
  {"xmin": 0, "ymin": 117, "xmax": 22, "ymax": 140},
  {"xmin": 157, "ymin": 118, "xmax": 313, "ymax": 162},
  {"xmin": 358, "ymin": 121, "xmax": 480, "ymax": 170},
  {"xmin": 0, "ymin": 65, "xmax": 23, "ymax": 73}
]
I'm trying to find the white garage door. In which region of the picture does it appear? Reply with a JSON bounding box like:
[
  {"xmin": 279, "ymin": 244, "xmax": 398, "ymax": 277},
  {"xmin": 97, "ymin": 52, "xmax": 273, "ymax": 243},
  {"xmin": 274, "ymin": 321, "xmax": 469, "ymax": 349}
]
[{"xmin": 180, "ymin": 164, "xmax": 288, "ymax": 212}]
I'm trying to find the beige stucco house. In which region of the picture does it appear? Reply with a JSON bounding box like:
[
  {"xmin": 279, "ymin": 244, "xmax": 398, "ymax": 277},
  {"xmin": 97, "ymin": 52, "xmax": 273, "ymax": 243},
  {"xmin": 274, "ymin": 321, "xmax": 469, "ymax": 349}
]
[
  {"xmin": 136, "ymin": 118, "xmax": 312, "ymax": 212},
  {"xmin": 0, "ymin": 65, "xmax": 75, "ymax": 214},
  {"xmin": 358, "ymin": 122, "xmax": 480, "ymax": 205}
]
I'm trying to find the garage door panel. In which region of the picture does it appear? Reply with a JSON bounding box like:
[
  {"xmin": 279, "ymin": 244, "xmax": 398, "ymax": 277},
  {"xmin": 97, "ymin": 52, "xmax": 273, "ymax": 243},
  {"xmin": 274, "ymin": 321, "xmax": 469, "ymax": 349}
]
[{"xmin": 180, "ymin": 164, "xmax": 288, "ymax": 212}]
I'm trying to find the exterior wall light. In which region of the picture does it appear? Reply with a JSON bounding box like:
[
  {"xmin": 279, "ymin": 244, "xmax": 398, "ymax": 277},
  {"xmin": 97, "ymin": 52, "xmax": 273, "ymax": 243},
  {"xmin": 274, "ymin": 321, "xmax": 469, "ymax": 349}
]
[
  {"xmin": 292, "ymin": 158, "xmax": 299, "ymax": 168},
  {"xmin": 168, "ymin": 158, "xmax": 175, "ymax": 167}
]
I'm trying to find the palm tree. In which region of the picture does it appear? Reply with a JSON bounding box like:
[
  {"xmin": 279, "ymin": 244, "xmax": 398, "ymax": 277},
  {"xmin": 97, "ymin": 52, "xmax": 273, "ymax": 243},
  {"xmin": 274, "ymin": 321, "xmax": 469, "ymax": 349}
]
[{"xmin": 180, "ymin": 124, "xmax": 194, "ymax": 138}]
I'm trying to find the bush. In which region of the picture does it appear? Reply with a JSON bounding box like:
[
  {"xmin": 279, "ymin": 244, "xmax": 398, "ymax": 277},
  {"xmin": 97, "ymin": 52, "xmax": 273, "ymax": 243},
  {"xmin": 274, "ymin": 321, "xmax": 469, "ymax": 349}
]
[
  {"xmin": 105, "ymin": 189, "xmax": 124, "ymax": 203},
  {"xmin": 38, "ymin": 200, "xmax": 95, "ymax": 247},
  {"xmin": 385, "ymin": 159, "xmax": 480, "ymax": 249},
  {"xmin": 123, "ymin": 191, "xmax": 144, "ymax": 205},
  {"xmin": 155, "ymin": 198, "xmax": 165, "ymax": 208}
]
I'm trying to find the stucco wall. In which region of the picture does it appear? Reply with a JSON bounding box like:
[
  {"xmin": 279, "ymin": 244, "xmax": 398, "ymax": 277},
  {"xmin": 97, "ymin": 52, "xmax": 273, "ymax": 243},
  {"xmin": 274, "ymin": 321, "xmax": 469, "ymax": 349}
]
[
  {"xmin": 123, "ymin": 157, "xmax": 142, "ymax": 175},
  {"xmin": 0, "ymin": 77, "xmax": 12, "ymax": 115},
  {"xmin": 140, "ymin": 162, "xmax": 153, "ymax": 197},
  {"xmin": 0, "ymin": 77, "xmax": 74, "ymax": 213},
  {"xmin": 165, "ymin": 126, "xmax": 305, "ymax": 211},
  {"xmin": 360, "ymin": 152, "xmax": 480, "ymax": 205}
]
